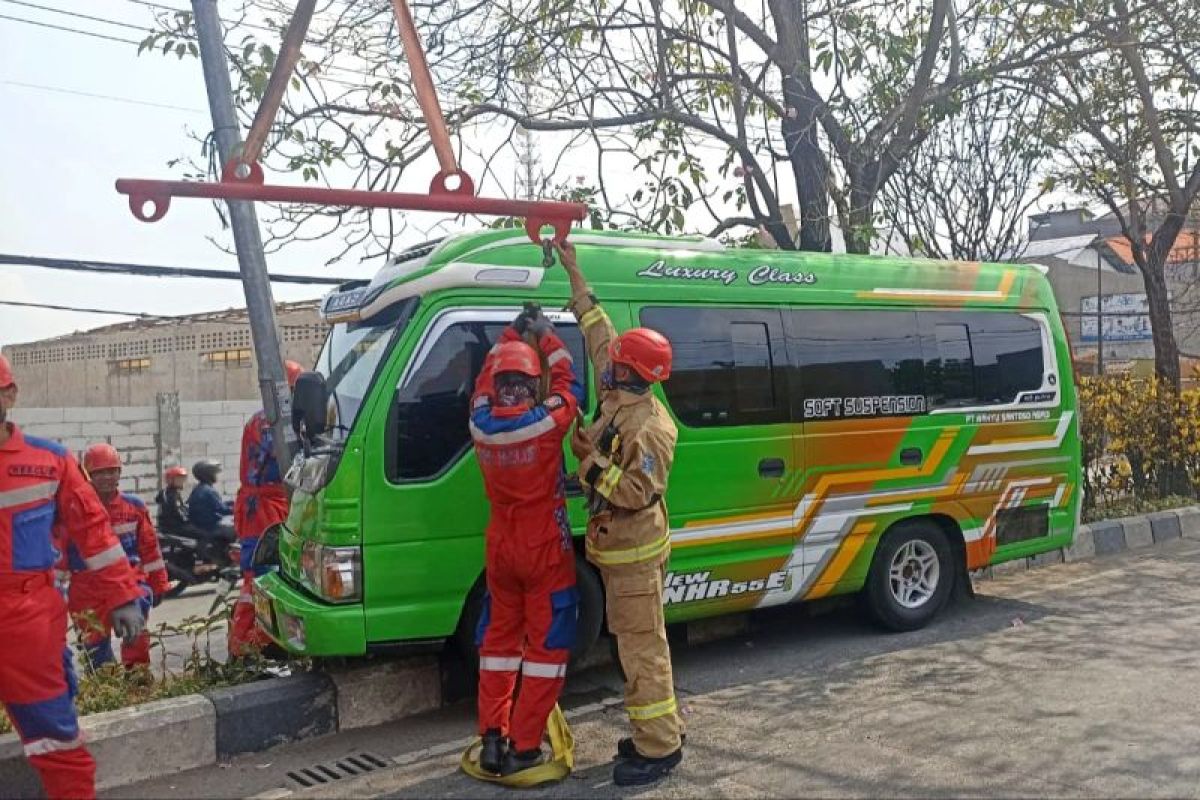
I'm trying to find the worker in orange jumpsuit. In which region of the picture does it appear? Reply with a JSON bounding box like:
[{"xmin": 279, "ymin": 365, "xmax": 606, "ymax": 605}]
[
  {"xmin": 559, "ymin": 241, "xmax": 683, "ymax": 786},
  {"xmin": 229, "ymin": 360, "xmax": 302, "ymax": 657},
  {"xmin": 70, "ymin": 444, "xmax": 169, "ymax": 670},
  {"xmin": 469, "ymin": 308, "xmax": 582, "ymax": 776},
  {"xmin": 0, "ymin": 355, "xmax": 144, "ymax": 800}
]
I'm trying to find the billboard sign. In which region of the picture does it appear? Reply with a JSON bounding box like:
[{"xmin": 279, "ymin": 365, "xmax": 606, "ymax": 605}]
[{"xmin": 1080, "ymin": 292, "xmax": 1160, "ymax": 342}]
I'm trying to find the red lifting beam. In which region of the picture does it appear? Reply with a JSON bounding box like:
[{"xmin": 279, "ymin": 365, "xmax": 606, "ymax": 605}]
[{"xmin": 114, "ymin": 0, "xmax": 587, "ymax": 243}]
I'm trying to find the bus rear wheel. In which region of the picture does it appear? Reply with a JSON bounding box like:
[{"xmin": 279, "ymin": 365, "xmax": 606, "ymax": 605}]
[{"xmin": 862, "ymin": 521, "xmax": 955, "ymax": 632}]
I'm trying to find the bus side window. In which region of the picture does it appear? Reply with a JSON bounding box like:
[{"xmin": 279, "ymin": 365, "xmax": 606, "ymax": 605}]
[
  {"xmin": 918, "ymin": 312, "xmax": 1045, "ymax": 408},
  {"xmin": 387, "ymin": 319, "xmax": 588, "ymax": 483},
  {"xmin": 638, "ymin": 306, "xmax": 788, "ymax": 428},
  {"xmin": 389, "ymin": 321, "xmax": 505, "ymax": 482},
  {"xmin": 786, "ymin": 309, "xmax": 924, "ymax": 422}
]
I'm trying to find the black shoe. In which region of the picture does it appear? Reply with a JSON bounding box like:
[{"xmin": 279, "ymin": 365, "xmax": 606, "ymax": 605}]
[
  {"xmin": 479, "ymin": 729, "xmax": 506, "ymax": 775},
  {"xmin": 616, "ymin": 734, "xmax": 686, "ymax": 760},
  {"xmin": 613, "ymin": 748, "xmax": 683, "ymax": 786},
  {"xmin": 501, "ymin": 747, "xmax": 545, "ymax": 776}
]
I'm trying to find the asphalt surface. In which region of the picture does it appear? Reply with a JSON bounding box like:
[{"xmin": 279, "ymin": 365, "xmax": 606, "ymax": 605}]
[
  {"xmin": 71, "ymin": 582, "xmax": 233, "ymax": 675},
  {"xmin": 113, "ymin": 538, "xmax": 1200, "ymax": 798}
]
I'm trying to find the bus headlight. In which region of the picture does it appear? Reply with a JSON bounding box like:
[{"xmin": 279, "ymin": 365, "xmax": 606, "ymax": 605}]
[{"xmin": 299, "ymin": 541, "xmax": 361, "ymax": 603}]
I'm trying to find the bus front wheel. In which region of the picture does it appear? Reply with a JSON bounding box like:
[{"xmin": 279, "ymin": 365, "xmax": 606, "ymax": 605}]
[
  {"xmin": 454, "ymin": 551, "xmax": 605, "ymax": 669},
  {"xmin": 862, "ymin": 521, "xmax": 956, "ymax": 632}
]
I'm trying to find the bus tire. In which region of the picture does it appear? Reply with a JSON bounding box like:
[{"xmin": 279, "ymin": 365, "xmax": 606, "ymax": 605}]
[
  {"xmin": 453, "ymin": 551, "xmax": 606, "ymax": 669},
  {"xmin": 572, "ymin": 553, "xmax": 605, "ymax": 664},
  {"xmin": 862, "ymin": 521, "xmax": 956, "ymax": 632}
]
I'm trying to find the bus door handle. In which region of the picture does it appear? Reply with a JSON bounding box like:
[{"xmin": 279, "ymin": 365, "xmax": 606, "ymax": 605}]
[
  {"xmin": 758, "ymin": 458, "xmax": 786, "ymax": 479},
  {"xmin": 900, "ymin": 448, "xmax": 923, "ymax": 466}
]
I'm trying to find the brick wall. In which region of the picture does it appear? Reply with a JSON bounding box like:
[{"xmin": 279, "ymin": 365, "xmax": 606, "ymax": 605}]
[{"xmin": 10, "ymin": 397, "xmax": 259, "ymax": 505}]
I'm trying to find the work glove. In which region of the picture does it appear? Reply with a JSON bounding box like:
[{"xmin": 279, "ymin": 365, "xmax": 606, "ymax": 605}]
[
  {"xmin": 529, "ymin": 312, "xmax": 555, "ymax": 338},
  {"xmin": 512, "ymin": 308, "xmax": 534, "ymax": 336},
  {"xmin": 110, "ymin": 601, "xmax": 146, "ymax": 644},
  {"xmin": 512, "ymin": 304, "xmax": 553, "ymax": 338}
]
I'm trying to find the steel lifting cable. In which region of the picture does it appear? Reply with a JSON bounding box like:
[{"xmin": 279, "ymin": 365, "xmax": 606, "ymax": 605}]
[{"xmin": 115, "ymin": 0, "xmax": 585, "ymax": 243}]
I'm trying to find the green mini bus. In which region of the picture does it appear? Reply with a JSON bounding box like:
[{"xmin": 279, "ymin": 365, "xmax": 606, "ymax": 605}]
[{"xmin": 253, "ymin": 229, "xmax": 1080, "ymax": 658}]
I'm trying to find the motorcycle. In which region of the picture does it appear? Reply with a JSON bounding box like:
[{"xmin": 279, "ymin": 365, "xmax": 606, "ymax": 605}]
[{"xmin": 159, "ymin": 517, "xmax": 240, "ymax": 606}]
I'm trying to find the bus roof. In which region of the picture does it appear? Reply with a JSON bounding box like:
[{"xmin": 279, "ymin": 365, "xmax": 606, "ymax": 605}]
[{"xmin": 321, "ymin": 229, "xmax": 1056, "ymax": 322}]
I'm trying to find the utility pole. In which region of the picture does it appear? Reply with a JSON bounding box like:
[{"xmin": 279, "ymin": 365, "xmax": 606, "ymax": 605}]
[
  {"xmin": 515, "ymin": 81, "xmax": 541, "ymax": 201},
  {"xmin": 192, "ymin": 0, "xmax": 295, "ymax": 472},
  {"xmin": 1095, "ymin": 232, "xmax": 1105, "ymax": 376}
]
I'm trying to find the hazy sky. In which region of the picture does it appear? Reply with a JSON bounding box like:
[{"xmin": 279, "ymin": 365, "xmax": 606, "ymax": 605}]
[{"xmin": 0, "ymin": 0, "xmax": 417, "ymax": 348}]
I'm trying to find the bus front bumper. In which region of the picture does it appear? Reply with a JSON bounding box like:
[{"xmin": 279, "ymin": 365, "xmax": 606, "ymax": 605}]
[{"xmin": 253, "ymin": 571, "xmax": 367, "ymax": 657}]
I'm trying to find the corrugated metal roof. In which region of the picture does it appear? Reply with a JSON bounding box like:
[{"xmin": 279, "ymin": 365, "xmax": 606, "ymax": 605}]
[{"xmin": 1018, "ymin": 234, "xmax": 1098, "ymax": 260}]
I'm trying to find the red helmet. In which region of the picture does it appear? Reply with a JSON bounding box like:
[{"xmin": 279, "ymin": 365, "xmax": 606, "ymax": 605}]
[
  {"xmin": 164, "ymin": 466, "xmax": 188, "ymax": 481},
  {"xmin": 285, "ymin": 360, "xmax": 303, "ymax": 388},
  {"xmin": 0, "ymin": 354, "xmax": 13, "ymax": 389},
  {"xmin": 493, "ymin": 341, "xmax": 542, "ymax": 378},
  {"xmin": 611, "ymin": 327, "xmax": 673, "ymax": 383},
  {"xmin": 83, "ymin": 443, "xmax": 122, "ymax": 473}
]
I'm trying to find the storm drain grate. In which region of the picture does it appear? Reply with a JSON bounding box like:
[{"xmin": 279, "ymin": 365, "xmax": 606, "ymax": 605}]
[{"xmin": 286, "ymin": 752, "xmax": 390, "ymax": 787}]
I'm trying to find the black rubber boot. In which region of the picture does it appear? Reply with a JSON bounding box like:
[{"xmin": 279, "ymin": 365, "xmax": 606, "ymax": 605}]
[
  {"xmin": 612, "ymin": 748, "xmax": 683, "ymax": 787},
  {"xmin": 616, "ymin": 733, "xmax": 686, "ymax": 760},
  {"xmin": 501, "ymin": 747, "xmax": 545, "ymax": 776},
  {"xmin": 479, "ymin": 729, "xmax": 506, "ymax": 775}
]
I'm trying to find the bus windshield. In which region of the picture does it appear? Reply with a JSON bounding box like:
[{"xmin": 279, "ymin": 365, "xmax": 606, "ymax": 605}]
[{"xmin": 315, "ymin": 298, "xmax": 417, "ymax": 440}]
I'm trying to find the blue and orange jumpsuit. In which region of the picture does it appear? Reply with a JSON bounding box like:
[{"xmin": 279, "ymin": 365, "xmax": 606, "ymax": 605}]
[
  {"xmin": 470, "ymin": 327, "xmax": 582, "ymax": 753},
  {"xmin": 230, "ymin": 410, "xmax": 289, "ymax": 656},
  {"xmin": 70, "ymin": 492, "xmax": 169, "ymax": 669},
  {"xmin": 0, "ymin": 423, "xmax": 141, "ymax": 800}
]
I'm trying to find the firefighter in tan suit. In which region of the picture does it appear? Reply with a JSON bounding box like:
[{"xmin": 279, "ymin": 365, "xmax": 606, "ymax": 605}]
[{"xmin": 557, "ymin": 241, "xmax": 684, "ymax": 787}]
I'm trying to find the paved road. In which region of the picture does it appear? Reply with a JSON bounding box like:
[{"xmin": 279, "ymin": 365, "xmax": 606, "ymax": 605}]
[
  {"xmin": 147, "ymin": 582, "xmax": 234, "ymax": 671},
  {"xmin": 72, "ymin": 583, "xmax": 233, "ymax": 675},
  {"xmin": 114, "ymin": 538, "xmax": 1200, "ymax": 799}
]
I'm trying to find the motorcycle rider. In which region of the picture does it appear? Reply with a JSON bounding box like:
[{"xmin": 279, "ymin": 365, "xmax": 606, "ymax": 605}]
[
  {"xmin": 228, "ymin": 360, "xmax": 302, "ymax": 657},
  {"xmin": 557, "ymin": 241, "xmax": 684, "ymax": 786},
  {"xmin": 71, "ymin": 444, "xmax": 169, "ymax": 670},
  {"xmin": 156, "ymin": 465, "xmax": 224, "ymax": 566},
  {"xmin": 469, "ymin": 308, "xmax": 582, "ymax": 776},
  {"xmin": 187, "ymin": 459, "xmax": 233, "ymax": 556},
  {"xmin": 155, "ymin": 466, "xmax": 190, "ymax": 536},
  {"xmin": 0, "ymin": 354, "xmax": 145, "ymax": 800}
]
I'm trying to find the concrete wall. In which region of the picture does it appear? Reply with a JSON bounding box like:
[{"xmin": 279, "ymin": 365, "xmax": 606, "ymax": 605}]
[
  {"xmin": 10, "ymin": 396, "xmax": 254, "ymax": 503},
  {"xmin": 1042, "ymin": 259, "xmax": 1200, "ymax": 365},
  {"xmin": 3, "ymin": 302, "xmax": 326, "ymax": 408}
]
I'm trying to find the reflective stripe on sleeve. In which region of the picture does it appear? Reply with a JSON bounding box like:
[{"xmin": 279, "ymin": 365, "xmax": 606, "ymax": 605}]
[
  {"xmin": 626, "ymin": 695, "xmax": 677, "ymax": 721},
  {"xmin": 0, "ymin": 481, "xmax": 58, "ymax": 511},
  {"xmin": 142, "ymin": 559, "xmax": 166, "ymax": 573},
  {"xmin": 521, "ymin": 661, "xmax": 567, "ymax": 679},
  {"xmin": 547, "ymin": 348, "xmax": 572, "ymax": 366},
  {"xmin": 84, "ymin": 543, "xmax": 127, "ymax": 571},
  {"xmin": 595, "ymin": 464, "xmax": 623, "ymax": 499},
  {"xmin": 586, "ymin": 532, "xmax": 670, "ymax": 566},
  {"xmin": 579, "ymin": 307, "xmax": 607, "ymax": 330},
  {"xmin": 479, "ymin": 656, "xmax": 522, "ymax": 672},
  {"xmin": 112, "ymin": 521, "xmax": 138, "ymax": 535}
]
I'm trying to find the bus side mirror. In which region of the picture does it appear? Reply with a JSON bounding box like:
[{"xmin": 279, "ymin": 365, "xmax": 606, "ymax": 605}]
[{"xmin": 293, "ymin": 371, "xmax": 330, "ymax": 439}]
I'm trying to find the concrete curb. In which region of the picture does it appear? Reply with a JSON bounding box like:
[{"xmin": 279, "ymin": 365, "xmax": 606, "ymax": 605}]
[
  {"xmin": 4, "ymin": 504, "xmax": 1200, "ymax": 794},
  {"xmin": 206, "ymin": 672, "xmax": 336, "ymax": 758},
  {"xmin": 0, "ymin": 694, "xmax": 216, "ymax": 799}
]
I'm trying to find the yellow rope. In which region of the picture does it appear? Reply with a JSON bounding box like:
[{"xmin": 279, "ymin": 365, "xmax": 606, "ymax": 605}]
[{"xmin": 460, "ymin": 704, "xmax": 574, "ymax": 787}]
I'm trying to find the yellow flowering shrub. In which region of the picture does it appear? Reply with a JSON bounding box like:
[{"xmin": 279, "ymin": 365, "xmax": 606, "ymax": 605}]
[{"xmin": 1078, "ymin": 374, "xmax": 1200, "ymax": 515}]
